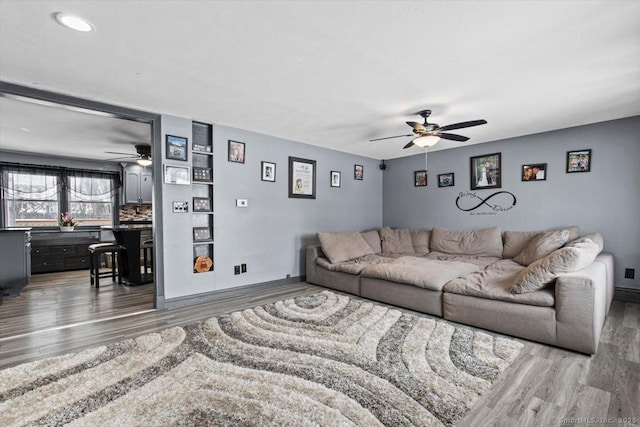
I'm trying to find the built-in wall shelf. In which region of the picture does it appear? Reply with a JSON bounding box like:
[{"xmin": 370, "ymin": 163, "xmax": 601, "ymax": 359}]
[{"xmin": 191, "ymin": 121, "xmax": 214, "ymax": 274}]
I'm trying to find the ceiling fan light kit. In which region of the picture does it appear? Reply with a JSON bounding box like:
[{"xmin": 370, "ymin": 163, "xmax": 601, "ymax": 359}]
[{"xmin": 370, "ymin": 109, "xmax": 487, "ymax": 151}]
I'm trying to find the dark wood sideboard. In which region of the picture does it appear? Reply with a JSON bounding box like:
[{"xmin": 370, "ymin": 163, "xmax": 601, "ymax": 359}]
[{"xmin": 31, "ymin": 233, "xmax": 100, "ymax": 274}]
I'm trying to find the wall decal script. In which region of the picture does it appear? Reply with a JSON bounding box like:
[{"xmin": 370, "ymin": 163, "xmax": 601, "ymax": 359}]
[{"xmin": 456, "ymin": 191, "xmax": 517, "ymax": 213}]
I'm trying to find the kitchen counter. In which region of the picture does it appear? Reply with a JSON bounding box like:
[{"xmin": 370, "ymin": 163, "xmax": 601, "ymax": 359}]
[{"xmin": 0, "ymin": 229, "xmax": 31, "ymax": 296}]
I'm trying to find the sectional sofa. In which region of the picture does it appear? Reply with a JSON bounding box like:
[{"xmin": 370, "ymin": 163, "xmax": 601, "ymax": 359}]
[{"xmin": 306, "ymin": 226, "xmax": 614, "ymax": 354}]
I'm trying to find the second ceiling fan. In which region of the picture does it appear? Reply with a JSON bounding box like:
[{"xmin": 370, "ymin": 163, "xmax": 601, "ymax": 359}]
[{"xmin": 370, "ymin": 109, "xmax": 487, "ymax": 149}]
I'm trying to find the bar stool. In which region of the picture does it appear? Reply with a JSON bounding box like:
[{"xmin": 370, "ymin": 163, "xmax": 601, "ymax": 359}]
[
  {"xmin": 141, "ymin": 240, "xmax": 153, "ymax": 274},
  {"xmin": 88, "ymin": 243, "xmax": 122, "ymax": 288}
]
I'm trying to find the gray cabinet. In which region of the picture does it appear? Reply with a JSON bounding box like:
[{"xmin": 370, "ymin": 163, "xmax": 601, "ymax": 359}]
[
  {"xmin": 123, "ymin": 165, "xmax": 152, "ymax": 204},
  {"xmin": 0, "ymin": 229, "xmax": 31, "ymax": 296}
]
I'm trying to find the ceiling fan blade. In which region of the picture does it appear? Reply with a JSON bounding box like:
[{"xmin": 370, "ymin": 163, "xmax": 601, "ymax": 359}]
[
  {"xmin": 369, "ymin": 133, "xmax": 413, "ymax": 142},
  {"xmin": 105, "ymin": 156, "xmax": 138, "ymax": 161},
  {"xmin": 439, "ymin": 133, "xmax": 470, "ymax": 142},
  {"xmin": 406, "ymin": 121, "xmax": 426, "ymax": 132},
  {"xmin": 403, "ymin": 141, "xmax": 415, "ymax": 149},
  {"xmin": 439, "ymin": 120, "xmax": 487, "ymax": 131},
  {"xmin": 105, "ymin": 151, "xmax": 137, "ymax": 156}
]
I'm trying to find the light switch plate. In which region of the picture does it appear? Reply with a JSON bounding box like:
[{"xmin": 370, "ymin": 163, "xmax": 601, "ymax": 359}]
[
  {"xmin": 172, "ymin": 201, "xmax": 189, "ymax": 213},
  {"xmin": 236, "ymin": 199, "xmax": 248, "ymax": 208}
]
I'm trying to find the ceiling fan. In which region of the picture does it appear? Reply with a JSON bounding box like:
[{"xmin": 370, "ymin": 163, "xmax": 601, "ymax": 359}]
[
  {"xmin": 370, "ymin": 109, "xmax": 487, "ymax": 149},
  {"xmin": 105, "ymin": 144, "xmax": 152, "ymax": 166}
]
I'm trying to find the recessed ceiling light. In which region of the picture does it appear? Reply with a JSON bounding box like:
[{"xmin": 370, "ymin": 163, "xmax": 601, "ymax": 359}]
[{"xmin": 55, "ymin": 12, "xmax": 94, "ymax": 32}]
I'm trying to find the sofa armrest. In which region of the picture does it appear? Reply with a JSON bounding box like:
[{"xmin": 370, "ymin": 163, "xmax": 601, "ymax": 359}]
[
  {"xmin": 555, "ymin": 261, "xmax": 608, "ymax": 354},
  {"xmin": 306, "ymin": 245, "xmax": 324, "ymax": 285}
]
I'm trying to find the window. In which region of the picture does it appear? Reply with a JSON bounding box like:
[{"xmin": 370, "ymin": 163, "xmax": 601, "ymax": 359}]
[{"xmin": 1, "ymin": 165, "xmax": 119, "ymax": 228}]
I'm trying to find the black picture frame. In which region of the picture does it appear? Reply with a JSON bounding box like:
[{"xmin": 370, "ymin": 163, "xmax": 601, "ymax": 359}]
[
  {"xmin": 192, "ymin": 167, "xmax": 213, "ymax": 183},
  {"xmin": 566, "ymin": 149, "xmax": 591, "ymax": 173},
  {"xmin": 438, "ymin": 172, "xmax": 455, "ymax": 188},
  {"xmin": 193, "ymin": 227, "xmax": 212, "ymax": 242},
  {"xmin": 288, "ymin": 156, "xmax": 316, "ymax": 199},
  {"xmin": 522, "ymin": 163, "xmax": 547, "ymax": 181},
  {"xmin": 470, "ymin": 152, "xmax": 501, "ymax": 190},
  {"xmin": 354, "ymin": 164, "xmax": 363, "ymax": 180},
  {"xmin": 192, "ymin": 197, "xmax": 212, "ymax": 212},
  {"xmin": 261, "ymin": 161, "xmax": 276, "ymax": 182},
  {"xmin": 166, "ymin": 135, "xmax": 188, "ymax": 161},
  {"xmin": 228, "ymin": 140, "xmax": 245, "ymax": 163},
  {"xmin": 330, "ymin": 171, "xmax": 341, "ymax": 188},
  {"xmin": 414, "ymin": 170, "xmax": 427, "ymax": 187}
]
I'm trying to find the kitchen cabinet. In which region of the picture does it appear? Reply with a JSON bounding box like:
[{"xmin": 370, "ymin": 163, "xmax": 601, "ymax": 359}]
[
  {"xmin": 123, "ymin": 164, "xmax": 152, "ymax": 204},
  {"xmin": 0, "ymin": 228, "xmax": 31, "ymax": 296},
  {"xmin": 31, "ymin": 237, "xmax": 98, "ymax": 274}
]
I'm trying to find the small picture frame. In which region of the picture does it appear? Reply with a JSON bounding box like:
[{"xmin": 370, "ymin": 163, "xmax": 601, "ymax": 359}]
[
  {"xmin": 163, "ymin": 165, "xmax": 190, "ymax": 185},
  {"xmin": 438, "ymin": 172, "xmax": 455, "ymax": 188},
  {"xmin": 470, "ymin": 152, "xmax": 501, "ymax": 190},
  {"xmin": 193, "ymin": 167, "xmax": 213, "ymax": 183},
  {"xmin": 330, "ymin": 171, "xmax": 341, "ymax": 188},
  {"xmin": 354, "ymin": 164, "xmax": 364, "ymax": 180},
  {"xmin": 228, "ymin": 140, "xmax": 245, "ymax": 163},
  {"xmin": 522, "ymin": 163, "xmax": 547, "ymax": 181},
  {"xmin": 166, "ymin": 135, "xmax": 188, "ymax": 161},
  {"xmin": 193, "ymin": 197, "xmax": 212, "ymax": 212},
  {"xmin": 414, "ymin": 170, "xmax": 427, "ymax": 187},
  {"xmin": 261, "ymin": 161, "xmax": 276, "ymax": 182},
  {"xmin": 192, "ymin": 144, "xmax": 211, "ymax": 153},
  {"xmin": 566, "ymin": 149, "xmax": 591, "ymax": 173},
  {"xmin": 193, "ymin": 227, "xmax": 212, "ymax": 242}
]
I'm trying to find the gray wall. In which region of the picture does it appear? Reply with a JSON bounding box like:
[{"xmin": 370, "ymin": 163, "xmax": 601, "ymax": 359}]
[
  {"xmin": 213, "ymin": 125, "xmax": 382, "ymax": 291},
  {"xmin": 383, "ymin": 116, "xmax": 640, "ymax": 289}
]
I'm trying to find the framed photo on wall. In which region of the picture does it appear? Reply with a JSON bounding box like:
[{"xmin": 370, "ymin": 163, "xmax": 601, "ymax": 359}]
[
  {"xmin": 470, "ymin": 153, "xmax": 501, "ymax": 190},
  {"xmin": 330, "ymin": 171, "xmax": 341, "ymax": 187},
  {"xmin": 166, "ymin": 135, "xmax": 188, "ymax": 161},
  {"xmin": 228, "ymin": 140, "xmax": 245, "ymax": 163},
  {"xmin": 288, "ymin": 156, "xmax": 316, "ymax": 199},
  {"xmin": 522, "ymin": 163, "xmax": 547, "ymax": 181},
  {"xmin": 163, "ymin": 165, "xmax": 190, "ymax": 185},
  {"xmin": 261, "ymin": 161, "xmax": 276, "ymax": 182},
  {"xmin": 192, "ymin": 197, "xmax": 212, "ymax": 212},
  {"xmin": 354, "ymin": 164, "xmax": 364, "ymax": 180},
  {"xmin": 414, "ymin": 170, "xmax": 427, "ymax": 187},
  {"xmin": 566, "ymin": 149, "xmax": 591, "ymax": 173},
  {"xmin": 438, "ymin": 172, "xmax": 455, "ymax": 188}
]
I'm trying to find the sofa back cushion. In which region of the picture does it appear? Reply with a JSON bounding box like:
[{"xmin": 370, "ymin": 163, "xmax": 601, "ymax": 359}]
[
  {"xmin": 513, "ymin": 229, "xmax": 570, "ymax": 266},
  {"xmin": 360, "ymin": 229, "xmax": 382, "ymax": 254},
  {"xmin": 410, "ymin": 229, "xmax": 431, "ymax": 254},
  {"xmin": 317, "ymin": 232, "xmax": 375, "ymax": 264},
  {"xmin": 513, "ymin": 239, "xmax": 600, "ymax": 293},
  {"xmin": 503, "ymin": 225, "xmax": 580, "ymax": 259},
  {"xmin": 430, "ymin": 226, "xmax": 503, "ymax": 257},
  {"xmin": 379, "ymin": 226, "xmax": 415, "ymax": 254}
]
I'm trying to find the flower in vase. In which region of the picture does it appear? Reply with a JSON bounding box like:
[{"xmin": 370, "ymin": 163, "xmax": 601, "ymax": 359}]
[{"xmin": 58, "ymin": 212, "xmax": 78, "ymax": 227}]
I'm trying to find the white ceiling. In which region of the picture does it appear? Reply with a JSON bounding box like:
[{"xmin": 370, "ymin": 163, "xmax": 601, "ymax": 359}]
[{"xmin": 0, "ymin": 1, "xmax": 639, "ymax": 160}]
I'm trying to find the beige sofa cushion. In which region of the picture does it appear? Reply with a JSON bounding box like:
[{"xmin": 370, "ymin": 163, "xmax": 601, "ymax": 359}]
[
  {"xmin": 513, "ymin": 240, "xmax": 600, "ymax": 294},
  {"xmin": 513, "ymin": 229, "xmax": 569, "ymax": 266},
  {"xmin": 503, "ymin": 225, "xmax": 580, "ymax": 259},
  {"xmin": 567, "ymin": 232, "xmax": 604, "ymax": 253},
  {"xmin": 431, "ymin": 226, "xmax": 503, "ymax": 257},
  {"xmin": 411, "ymin": 230, "xmax": 431, "ymax": 254},
  {"xmin": 379, "ymin": 226, "xmax": 415, "ymax": 254},
  {"xmin": 317, "ymin": 232, "xmax": 374, "ymax": 264},
  {"xmin": 360, "ymin": 230, "xmax": 382, "ymax": 254}
]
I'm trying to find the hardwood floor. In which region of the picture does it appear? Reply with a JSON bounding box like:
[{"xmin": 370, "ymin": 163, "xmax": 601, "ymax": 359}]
[
  {"xmin": 0, "ymin": 282, "xmax": 638, "ymax": 426},
  {"xmin": 0, "ymin": 269, "xmax": 154, "ymax": 339}
]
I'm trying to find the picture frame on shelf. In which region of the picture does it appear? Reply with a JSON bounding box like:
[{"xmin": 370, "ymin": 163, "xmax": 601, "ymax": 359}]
[
  {"xmin": 414, "ymin": 170, "xmax": 427, "ymax": 187},
  {"xmin": 166, "ymin": 135, "xmax": 188, "ymax": 161},
  {"xmin": 566, "ymin": 149, "xmax": 591, "ymax": 173},
  {"xmin": 522, "ymin": 163, "xmax": 547, "ymax": 181},
  {"xmin": 228, "ymin": 140, "xmax": 245, "ymax": 163},
  {"xmin": 193, "ymin": 227, "xmax": 212, "ymax": 242},
  {"xmin": 261, "ymin": 161, "xmax": 276, "ymax": 182},
  {"xmin": 288, "ymin": 156, "xmax": 316, "ymax": 199},
  {"xmin": 438, "ymin": 172, "xmax": 455, "ymax": 188},
  {"xmin": 192, "ymin": 197, "xmax": 212, "ymax": 212},
  {"xmin": 192, "ymin": 144, "xmax": 212, "ymax": 153},
  {"xmin": 330, "ymin": 171, "xmax": 341, "ymax": 188},
  {"xmin": 163, "ymin": 165, "xmax": 190, "ymax": 185},
  {"xmin": 470, "ymin": 152, "xmax": 501, "ymax": 190},
  {"xmin": 193, "ymin": 167, "xmax": 213, "ymax": 183},
  {"xmin": 354, "ymin": 164, "xmax": 364, "ymax": 180}
]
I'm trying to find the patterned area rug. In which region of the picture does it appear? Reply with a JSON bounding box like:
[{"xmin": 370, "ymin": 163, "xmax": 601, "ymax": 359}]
[{"xmin": 0, "ymin": 291, "xmax": 522, "ymax": 426}]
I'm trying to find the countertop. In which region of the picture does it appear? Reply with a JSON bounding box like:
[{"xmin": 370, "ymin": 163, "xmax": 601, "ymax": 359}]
[{"xmin": 0, "ymin": 228, "xmax": 32, "ymax": 232}]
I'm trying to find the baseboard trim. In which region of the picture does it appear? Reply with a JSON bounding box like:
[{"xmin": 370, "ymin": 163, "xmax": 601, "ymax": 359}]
[
  {"xmin": 614, "ymin": 286, "xmax": 640, "ymax": 303},
  {"xmin": 164, "ymin": 276, "xmax": 306, "ymax": 309}
]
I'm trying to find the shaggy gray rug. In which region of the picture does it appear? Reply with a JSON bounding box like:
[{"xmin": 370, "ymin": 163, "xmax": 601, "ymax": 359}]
[{"xmin": 0, "ymin": 291, "xmax": 522, "ymax": 426}]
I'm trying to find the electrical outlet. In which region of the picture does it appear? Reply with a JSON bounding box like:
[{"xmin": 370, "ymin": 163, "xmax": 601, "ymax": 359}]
[
  {"xmin": 625, "ymin": 268, "xmax": 635, "ymax": 279},
  {"xmin": 234, "ymin": 265, "xmax": 240, "ymax": 275},
  {"xmin": 172, "ymin": 201, "xmax": 189, "ymax": 213},
  {"xmin": 241, "ymin": 263, "xmax": 247, "ymax": 273}
]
